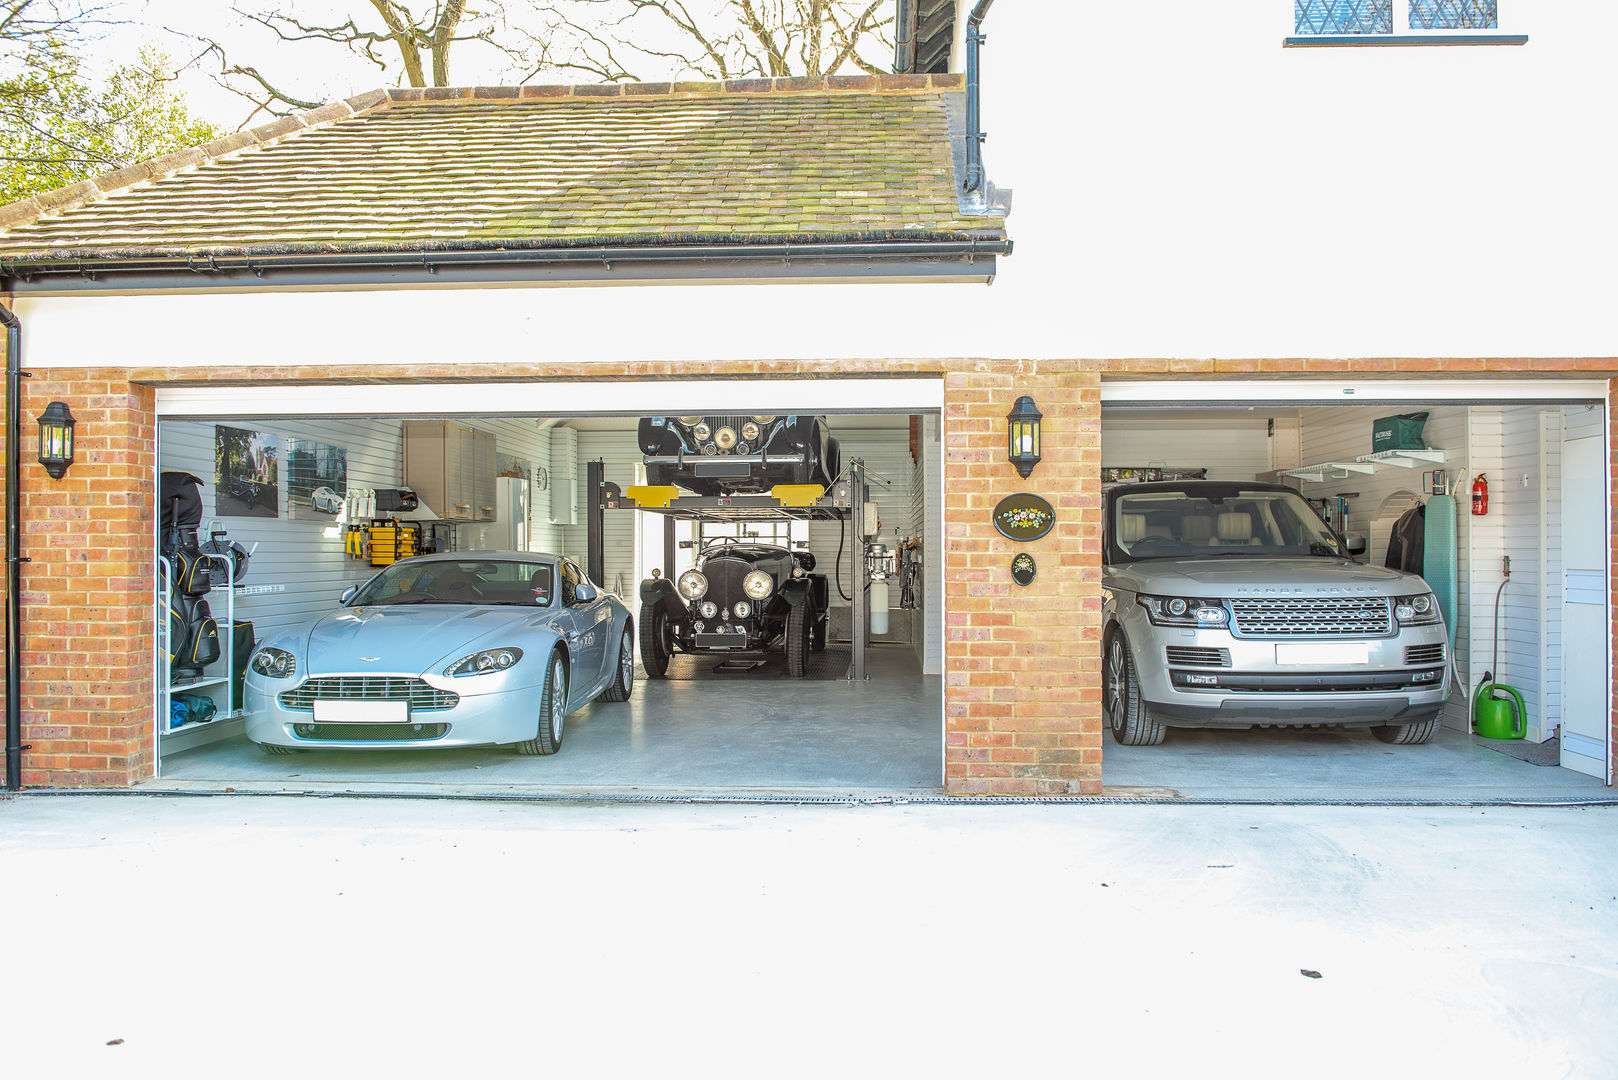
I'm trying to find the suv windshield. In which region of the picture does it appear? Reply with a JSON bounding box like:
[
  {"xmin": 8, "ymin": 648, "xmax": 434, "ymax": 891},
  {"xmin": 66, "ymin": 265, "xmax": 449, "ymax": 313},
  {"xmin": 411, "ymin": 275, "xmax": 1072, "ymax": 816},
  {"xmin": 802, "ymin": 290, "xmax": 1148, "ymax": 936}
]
[
  {"xmin": 350, "ymin": 559, "xmax": 554, "ymax": 606},
  {"xmin": 1110, "ymin": 488, "xmax": 1346, "ymax": 563}
]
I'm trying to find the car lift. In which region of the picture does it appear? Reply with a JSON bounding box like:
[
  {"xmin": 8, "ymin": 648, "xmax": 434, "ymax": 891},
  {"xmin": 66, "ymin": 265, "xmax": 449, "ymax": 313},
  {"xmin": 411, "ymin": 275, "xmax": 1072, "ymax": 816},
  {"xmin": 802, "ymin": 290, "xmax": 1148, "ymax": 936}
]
[{"xmin": 587, "ymin": 458, "xmax": 877, "ymax": 680}]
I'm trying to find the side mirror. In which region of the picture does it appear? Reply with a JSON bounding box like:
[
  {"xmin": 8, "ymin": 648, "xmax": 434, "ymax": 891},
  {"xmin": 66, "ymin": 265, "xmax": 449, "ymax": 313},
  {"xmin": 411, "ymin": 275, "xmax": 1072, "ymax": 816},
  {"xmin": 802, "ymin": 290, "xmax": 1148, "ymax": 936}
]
[
  {"xmin": 575, "ymin": 582, "xmax": 598, "ymax": 603},
  {"xmin": 341, "ymin": 585, "xmax": 359, "ymax": 605},
  {"xmin": 1346, "ymin": 535, "xmax": 1368, "ymax": 556}
]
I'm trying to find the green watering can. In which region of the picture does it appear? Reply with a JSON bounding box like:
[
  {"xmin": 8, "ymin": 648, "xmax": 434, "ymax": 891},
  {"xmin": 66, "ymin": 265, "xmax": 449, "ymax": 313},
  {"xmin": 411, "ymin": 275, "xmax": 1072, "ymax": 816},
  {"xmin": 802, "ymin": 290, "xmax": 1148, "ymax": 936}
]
[{"xmin": 1473, "ymin": 682, "xmax": 1526, "ymax": 740}]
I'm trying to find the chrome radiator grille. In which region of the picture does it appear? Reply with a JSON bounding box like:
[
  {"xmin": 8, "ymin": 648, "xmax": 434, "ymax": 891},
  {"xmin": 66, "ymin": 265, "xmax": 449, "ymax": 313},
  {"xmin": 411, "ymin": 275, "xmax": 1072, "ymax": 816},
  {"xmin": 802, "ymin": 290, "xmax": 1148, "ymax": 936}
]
[
  {"xmin": 279, "ymin": 677, "xmax": 460, "ymax": 713},
  {"xmin": 1229, "ymin": 597, "xmax": 1392, "ymax": 637}
]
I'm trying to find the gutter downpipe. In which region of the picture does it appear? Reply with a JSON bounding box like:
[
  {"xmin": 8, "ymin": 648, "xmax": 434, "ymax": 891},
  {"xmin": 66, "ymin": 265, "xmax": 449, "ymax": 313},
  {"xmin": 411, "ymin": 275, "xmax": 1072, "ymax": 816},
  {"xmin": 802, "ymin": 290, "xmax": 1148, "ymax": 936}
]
[
  {"xmin": 962, "ymin": 0, "xmax": 997, "ymax": 195},
  {"xmin": 3, "ymin": 300, "xmax": 23, "ymax": 790},
  {"xmin": 895, "ymin": 0, "xmax": 917, "ymax": 73}
]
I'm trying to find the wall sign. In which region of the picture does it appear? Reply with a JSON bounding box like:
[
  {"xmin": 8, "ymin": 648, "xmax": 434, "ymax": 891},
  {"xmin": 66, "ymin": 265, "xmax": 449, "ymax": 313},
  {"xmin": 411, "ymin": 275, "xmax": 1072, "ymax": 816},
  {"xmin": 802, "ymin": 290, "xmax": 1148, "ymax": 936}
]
[
  {"xmin": 1011, "ymin": 552, "xmax": 1036, "ymax": 586},
  {"xmin": 992, "ymin": 492, "xmax": 1055, "ymax": 542}
]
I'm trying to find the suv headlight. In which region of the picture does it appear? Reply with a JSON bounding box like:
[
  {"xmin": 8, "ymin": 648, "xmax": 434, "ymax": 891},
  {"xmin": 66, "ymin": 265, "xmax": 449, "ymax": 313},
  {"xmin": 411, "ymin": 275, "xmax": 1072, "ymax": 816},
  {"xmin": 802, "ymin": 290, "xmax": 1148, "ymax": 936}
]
[
  {"xmin": 743, "ymin": 570, "xmax": 774, "ymax": 600},
  {"xmin": 1138, "ymin": 595, "xmax": 1229, "ymax": 628},
  {"xmin": 445, "ymin": 647, "xmax": 524, "ymax": 677},
  {"xmin": 250, "ymin": 647, "xmax": 297, "ymax": 679},
  {"xmin": 1395, "ymin": 593, "xmax": 1441, "ymax": 626},
  {"xmin": 677, "ymin": 569, "xmax": 708, "ymax": 600}
]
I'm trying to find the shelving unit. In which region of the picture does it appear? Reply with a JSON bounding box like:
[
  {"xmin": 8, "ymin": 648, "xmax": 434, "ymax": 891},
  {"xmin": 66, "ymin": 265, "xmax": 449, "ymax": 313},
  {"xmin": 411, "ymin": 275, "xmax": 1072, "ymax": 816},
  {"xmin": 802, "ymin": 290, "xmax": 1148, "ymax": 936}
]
[
  {"xmin": 159, "ymin": 555, "xmax": 241, "ymax": 755},
  {"xmin": 1281, "ymin": 448, "xmax": 1448, "ymax": 485}
]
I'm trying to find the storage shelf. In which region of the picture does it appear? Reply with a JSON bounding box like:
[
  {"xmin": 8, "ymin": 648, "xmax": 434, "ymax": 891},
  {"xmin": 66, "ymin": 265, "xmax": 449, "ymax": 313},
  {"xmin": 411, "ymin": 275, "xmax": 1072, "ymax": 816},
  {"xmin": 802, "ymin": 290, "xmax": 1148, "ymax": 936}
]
[{"xmin": 1283, "ymin": 448, "xmax": 1447, "ymax": 484}]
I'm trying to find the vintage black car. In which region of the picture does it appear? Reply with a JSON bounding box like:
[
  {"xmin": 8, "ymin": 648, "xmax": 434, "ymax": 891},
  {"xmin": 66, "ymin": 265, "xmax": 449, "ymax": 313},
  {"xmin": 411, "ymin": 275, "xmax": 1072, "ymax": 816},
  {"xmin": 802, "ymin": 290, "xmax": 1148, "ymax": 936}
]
[
  {"xmin": 638, "ymin": 415, "xmax": 840, "ymax": 497},
  {"xmin": 639, "ymin": 541, "xmax": 829, "ymax": 677}
]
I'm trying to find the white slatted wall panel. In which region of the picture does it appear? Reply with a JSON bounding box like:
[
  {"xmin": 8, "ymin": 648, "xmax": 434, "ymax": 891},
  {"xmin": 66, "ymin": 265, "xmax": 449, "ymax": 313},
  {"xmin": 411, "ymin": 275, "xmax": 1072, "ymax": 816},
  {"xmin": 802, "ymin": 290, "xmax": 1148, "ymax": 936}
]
[
  {"xmin": 1463, "ymin": 407, "xmax": 1506, "ymax": 730},
  {"xmin": 560, "ymin": 428, "xmax": 642, "ymax": 596},
  {"xmin": 1497, "ymin": 406, "xmax": 1546, "ymax": 736},
  {"xmin": 1296, "ymin": 405, "xmax": 1477, "ymax": 729},
  {"xmin": 811, "ymin": 424, "xmax": 915, "ymax": 616},
  {"xmin": 158, "ymin": 418, "xmax": 405, "ymax": 643},
  {"xmin": 1103, "ymin": 420, "xmax": 1272, "ymax": 481},
  {"xmin": 1540, "ymin": 410, "xmax": 1564, "ymax": 738}
]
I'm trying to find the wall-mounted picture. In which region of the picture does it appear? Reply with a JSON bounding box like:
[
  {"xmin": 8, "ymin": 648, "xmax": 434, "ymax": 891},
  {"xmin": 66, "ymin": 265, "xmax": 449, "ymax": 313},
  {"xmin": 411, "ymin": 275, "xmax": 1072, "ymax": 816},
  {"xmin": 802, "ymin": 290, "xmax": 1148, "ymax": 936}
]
[
  {"xmin": 215, "ymin": 426, "xmax": 279, "ymax": 518},
  {"xmin": 287, "ymin": 438, "xmax": 348, "ymax": 519}
]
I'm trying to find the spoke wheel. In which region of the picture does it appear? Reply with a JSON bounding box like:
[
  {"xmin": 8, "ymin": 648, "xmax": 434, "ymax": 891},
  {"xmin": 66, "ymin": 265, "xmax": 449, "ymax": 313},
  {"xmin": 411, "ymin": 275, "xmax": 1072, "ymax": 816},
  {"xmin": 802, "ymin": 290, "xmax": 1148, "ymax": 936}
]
[
  {"xmin": 516, "ymin": 651, "xmax": 567, "ymax": 755},
  {"xmin": 599, "ymin": 626, "xmax": 635, "ymax": 702},
  {"xmin": 1106, "ymin": 630, "xmax": 1166, "ymax": 746}
]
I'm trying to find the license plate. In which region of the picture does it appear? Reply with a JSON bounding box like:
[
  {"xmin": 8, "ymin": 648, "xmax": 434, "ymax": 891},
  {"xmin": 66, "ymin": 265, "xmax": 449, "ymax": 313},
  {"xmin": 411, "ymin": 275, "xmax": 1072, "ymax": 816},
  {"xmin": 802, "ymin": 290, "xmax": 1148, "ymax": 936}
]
[
  {"xmin": 312, "ymin": 699, "xmax": 409, "ymax": 723},
  {"xmin": 1275, "ymin": 643, "xmax": 1370, "ymax": 666}
]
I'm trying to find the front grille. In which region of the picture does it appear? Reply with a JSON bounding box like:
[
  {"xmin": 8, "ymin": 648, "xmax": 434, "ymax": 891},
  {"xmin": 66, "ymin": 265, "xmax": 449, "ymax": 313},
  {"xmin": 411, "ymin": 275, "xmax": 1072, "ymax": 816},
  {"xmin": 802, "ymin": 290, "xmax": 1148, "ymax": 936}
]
[
  {"xmin": 1165, "ymin": 646, "xmax": 1231, "ymax": 667},
  {"xmin": 1229, "ymin": 597, "xmax": 1391, "ymax": 638},
  {"xmin": 1405, "ymin": 643, "xmax": 1446, "ymax": 664},
  {"xmin": 703, "ymin": 415, "xmax": 753, "ymax": 450},
  {"xmin": 292, "ymin": 722, "xmax": 450, "ymax": 742},
  {"xmin": 278, "ymin": 676, "xmax": 459, "ymax": 713}
]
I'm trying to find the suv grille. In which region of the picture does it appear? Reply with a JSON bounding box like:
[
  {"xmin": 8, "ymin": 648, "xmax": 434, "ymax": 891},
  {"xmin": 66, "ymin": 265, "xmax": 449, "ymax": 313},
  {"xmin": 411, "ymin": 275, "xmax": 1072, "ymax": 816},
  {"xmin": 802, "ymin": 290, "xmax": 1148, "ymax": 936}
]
[
  {"xmin": 1165, "ymin": 646, "xmax": 1231, "ymax": 667},
  {"xmin": 1229, "ymin": 597, "xmax": 1392, "ymax": 638},
  {"xmin": 278, "ymin": 677, "xmax": 460, "ymax": 713}
]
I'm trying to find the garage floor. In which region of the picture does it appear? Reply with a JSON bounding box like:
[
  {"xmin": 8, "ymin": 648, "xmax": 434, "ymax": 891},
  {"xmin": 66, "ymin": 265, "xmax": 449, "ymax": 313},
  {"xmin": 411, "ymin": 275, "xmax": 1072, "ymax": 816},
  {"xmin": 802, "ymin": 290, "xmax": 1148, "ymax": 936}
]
[
  {"xmin": 153, "ymin": 644, "xmax": 942, "ymax": 796},
  {"xmin": 1103, "ymin": 725, "xmax": 1615, "ymax": 803}
]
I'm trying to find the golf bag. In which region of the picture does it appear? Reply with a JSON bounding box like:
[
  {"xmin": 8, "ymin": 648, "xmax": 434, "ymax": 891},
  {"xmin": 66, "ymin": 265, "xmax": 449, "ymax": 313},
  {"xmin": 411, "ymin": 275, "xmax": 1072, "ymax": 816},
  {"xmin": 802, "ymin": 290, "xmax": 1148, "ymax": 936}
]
[{"xmin": 167, "ymin": 592, "xmax": 221, "ymax": 682}]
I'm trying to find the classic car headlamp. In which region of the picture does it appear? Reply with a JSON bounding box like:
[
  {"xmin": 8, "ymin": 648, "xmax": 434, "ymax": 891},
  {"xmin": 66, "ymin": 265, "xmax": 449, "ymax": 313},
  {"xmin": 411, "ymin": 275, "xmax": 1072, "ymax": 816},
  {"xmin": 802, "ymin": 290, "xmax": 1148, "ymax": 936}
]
[
  {"xmin": 250, "ymin": 647, "xmax": 297, "ymax": 679},
  {"xmin": 1139, "ymin": 595, "xmax": 1229, "ymax": 628},
  {"xmin": 445, "ymin": 647, "xmax": 524, "ymax": 677},
  {"xmin": 743, "ymin": 570, "xmax": 774, "ymax": 600},
  {"xmin": 693, "ymin": 422, "xmax": 712, "ymax": 441},
  {"xmin": 677, "ymin": 569, "xmax": 709, "ymax": 600},
  {"xmin": 752, "ymin": 415, "xmax": 776, "ymax": 423},
  {"xmin": 676, "ymin": 416, "xmax": 702, "ymax": 425},
  {"xmin": 732, "ymin": 599, "xmax": 752, "ymax": 619},
  {"xmin": 1395, "ymin": 593, "xmax": 1440, "ymax": 626},
  {"xmin": 699, "ymin": 600, "xmax": 719, "ymax": 619},
  {"xmin": 715, "ymin": 426, "xmax": 738, "ymax": 450},
  {"xmin": 741, "ymin": 422, "xmax": 761, "ymax": 442}
]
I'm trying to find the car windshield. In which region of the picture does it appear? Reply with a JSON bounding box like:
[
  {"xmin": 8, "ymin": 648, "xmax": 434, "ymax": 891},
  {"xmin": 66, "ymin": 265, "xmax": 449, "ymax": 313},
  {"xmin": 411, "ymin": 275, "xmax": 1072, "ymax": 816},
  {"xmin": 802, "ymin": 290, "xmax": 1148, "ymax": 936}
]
[
  {"xmin": 1110, "ymin": 488, "xmax": 1346, "ymax": 563},
  {"xmin": 350, "ymin": 559, "xmax": 554, "ymax": 606}
]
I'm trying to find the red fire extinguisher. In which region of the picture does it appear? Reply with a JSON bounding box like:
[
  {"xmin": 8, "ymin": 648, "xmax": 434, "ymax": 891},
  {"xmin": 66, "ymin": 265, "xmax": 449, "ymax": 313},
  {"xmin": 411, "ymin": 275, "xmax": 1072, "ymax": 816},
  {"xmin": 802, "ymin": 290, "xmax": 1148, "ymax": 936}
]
[{"xmin": 1471, "ymin": 473, "xmax": 1489, "ymax": 516}]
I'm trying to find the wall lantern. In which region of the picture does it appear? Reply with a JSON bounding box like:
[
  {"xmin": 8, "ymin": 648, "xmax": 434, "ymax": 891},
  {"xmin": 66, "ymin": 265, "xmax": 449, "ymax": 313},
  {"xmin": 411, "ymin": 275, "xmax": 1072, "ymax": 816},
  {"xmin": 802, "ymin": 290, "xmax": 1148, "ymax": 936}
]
[
  {"xmin": 1006, "ymin": 395, "xmax": 1042, "ymax": 478},
  {"xmin": 36, "ymin": 401, "xmax": 76, "ymax": 480}
]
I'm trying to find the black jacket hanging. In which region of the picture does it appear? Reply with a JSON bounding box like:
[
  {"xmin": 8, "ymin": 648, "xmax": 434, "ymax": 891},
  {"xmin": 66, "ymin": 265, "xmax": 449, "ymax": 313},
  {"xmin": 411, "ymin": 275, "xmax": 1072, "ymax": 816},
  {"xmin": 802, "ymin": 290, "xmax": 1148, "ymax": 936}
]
[{"xmin": 1384, "ymin": 503, "xmax": 1426, "ymax": 574}]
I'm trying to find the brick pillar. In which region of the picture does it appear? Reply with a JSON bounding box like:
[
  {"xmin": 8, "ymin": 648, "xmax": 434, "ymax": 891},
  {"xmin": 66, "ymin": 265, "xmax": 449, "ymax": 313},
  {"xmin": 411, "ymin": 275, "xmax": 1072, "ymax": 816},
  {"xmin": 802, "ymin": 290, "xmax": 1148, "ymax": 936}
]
[
  {"xmin": 942, "ymin": 362, "xmax": 1102, "ymax": 795},
  {"xmin": 16, "ymin": 369, "xmax": 156, "ymax": 787}
]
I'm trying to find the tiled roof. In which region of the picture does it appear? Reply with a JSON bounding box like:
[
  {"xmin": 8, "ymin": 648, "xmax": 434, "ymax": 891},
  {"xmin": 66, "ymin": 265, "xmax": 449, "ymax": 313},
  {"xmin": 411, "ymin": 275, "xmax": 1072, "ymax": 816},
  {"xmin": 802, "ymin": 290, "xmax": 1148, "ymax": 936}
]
[{"xmin": 0, "ymin": 75, "xmax": 1004, "ymax": 267}]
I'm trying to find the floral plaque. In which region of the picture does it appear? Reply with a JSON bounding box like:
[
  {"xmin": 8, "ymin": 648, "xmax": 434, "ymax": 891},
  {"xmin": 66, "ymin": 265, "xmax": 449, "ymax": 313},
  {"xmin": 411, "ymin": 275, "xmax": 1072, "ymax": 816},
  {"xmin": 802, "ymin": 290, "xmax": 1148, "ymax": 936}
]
[
  {"xmin": 993, "ymin": 493, "xmax": 1055, "ymax": 542},
  {"xmin": 1011, "ymin": 552, "xmax": 1037, "ymax": 586}
]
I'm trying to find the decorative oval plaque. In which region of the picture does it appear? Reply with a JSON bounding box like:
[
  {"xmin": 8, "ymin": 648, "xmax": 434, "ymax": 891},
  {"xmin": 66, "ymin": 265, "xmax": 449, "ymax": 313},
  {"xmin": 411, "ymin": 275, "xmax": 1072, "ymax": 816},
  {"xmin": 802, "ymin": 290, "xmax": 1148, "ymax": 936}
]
[
  {"xmin": 1011, "ymin": 552, "xmax": 1036, "ymax": 586},
  {"xmin": 993, "ymin": 492, "xmax": 1056, "ymax": 542}
]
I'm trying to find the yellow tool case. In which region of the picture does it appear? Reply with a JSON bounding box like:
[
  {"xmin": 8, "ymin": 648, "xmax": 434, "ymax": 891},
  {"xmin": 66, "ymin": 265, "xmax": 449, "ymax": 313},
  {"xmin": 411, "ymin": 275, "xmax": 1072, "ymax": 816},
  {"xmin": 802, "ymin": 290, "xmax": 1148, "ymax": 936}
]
[{"xmin": 366, "ymin": 519, "xmax": 421, "ymax": 567}]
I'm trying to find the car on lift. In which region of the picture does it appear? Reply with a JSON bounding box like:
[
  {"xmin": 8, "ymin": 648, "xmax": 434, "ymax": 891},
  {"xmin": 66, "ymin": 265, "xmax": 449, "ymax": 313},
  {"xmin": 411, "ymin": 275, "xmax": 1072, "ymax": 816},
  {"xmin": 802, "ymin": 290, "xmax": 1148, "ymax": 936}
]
[
  {"xmin": 638, "ymin": 539, "xmax": 829, "ymax": 677},
  {"xmin": 242, "ymin": 551, "xmax": 635, "ymax": 756},
  {"xmin": 1102, "ymin": 480, "xmax": 1449, "ymax": 746},
  {"xmin": 637, "ymin": 415, "xmax": 841, "ymax": 497}
]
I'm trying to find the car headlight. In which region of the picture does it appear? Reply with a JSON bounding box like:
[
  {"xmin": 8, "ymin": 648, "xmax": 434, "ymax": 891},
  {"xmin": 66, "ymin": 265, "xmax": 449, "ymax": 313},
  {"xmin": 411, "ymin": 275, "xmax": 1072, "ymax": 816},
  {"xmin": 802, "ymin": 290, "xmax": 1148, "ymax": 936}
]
[
  {"xmin": 1395, "ymin": 593, "xmax": 1441, "ymax": 626},
  {"xmin": 752, "ymin": 415, "xmax": 776, "ymax": 423},
  {"xmin": 732, "ymin": 599, "xmax": 752, "ymax": 619},
  {"xmin": 676, "ymin": 416, "xmax": 702, "ymax": 425},
  {"xmin": 445, "ymin": 647, "xmax": 524, "ymax": 677},
  {"xmin": 742, "ymin": 422, "xmax": 761, "ymax": 442},
  {"xmin": 743, "ymin": 570, "xmax": 774, "ymax": 600},
  {"xmin": 677, "ymin": 569, "xmax": 708, "ymax": 600},
  {"xmin": 715, "ymin": 426, "xmax": 738, "ymax": 450},
  {"xmin": 699, "ymin": 600, "xmax": 719, "ymax": 618},
  {"xmin": 250, "ymin": 647, "xmax": 297, "ymax": 679},
  {"xmin": 693, "ymin": 422, "xmax": 712, "ymax": 441},
  {"xmin": 1138, "ymin": 595, "xmax": 1229, "ymax": 628}
]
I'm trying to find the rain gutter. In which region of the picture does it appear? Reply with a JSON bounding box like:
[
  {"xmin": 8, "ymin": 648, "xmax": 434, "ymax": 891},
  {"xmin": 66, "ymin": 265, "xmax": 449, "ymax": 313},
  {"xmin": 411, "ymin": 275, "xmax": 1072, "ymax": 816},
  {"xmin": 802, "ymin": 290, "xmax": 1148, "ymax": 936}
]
[
  {"xmin": 0, "ymin": 238, "xmax": 1012, "ymax": 294},
  {"xmin": 962, "ymin": 0, "xmax": 997, "ymax": 195},
  {"xmin": 3, "ymin": 301, "xmax": 24, "ymax": 790}
]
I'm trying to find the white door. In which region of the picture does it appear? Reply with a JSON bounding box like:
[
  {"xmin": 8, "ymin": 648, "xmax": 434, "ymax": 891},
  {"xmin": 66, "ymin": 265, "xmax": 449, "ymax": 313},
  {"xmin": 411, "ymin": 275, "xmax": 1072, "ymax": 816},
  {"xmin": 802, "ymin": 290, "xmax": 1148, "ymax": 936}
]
[{"xmin": 1559, "ymin": 434, "xmax": 1610, "ymax": 779}]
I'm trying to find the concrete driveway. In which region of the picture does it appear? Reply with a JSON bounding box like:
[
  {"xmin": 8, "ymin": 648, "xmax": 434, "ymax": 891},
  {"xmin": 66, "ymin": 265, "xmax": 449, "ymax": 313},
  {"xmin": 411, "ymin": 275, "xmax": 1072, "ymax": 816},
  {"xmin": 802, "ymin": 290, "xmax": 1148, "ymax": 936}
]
[{"xmin": 3, "ymin": 794, "xmax": 1614, "ymax": 1078}]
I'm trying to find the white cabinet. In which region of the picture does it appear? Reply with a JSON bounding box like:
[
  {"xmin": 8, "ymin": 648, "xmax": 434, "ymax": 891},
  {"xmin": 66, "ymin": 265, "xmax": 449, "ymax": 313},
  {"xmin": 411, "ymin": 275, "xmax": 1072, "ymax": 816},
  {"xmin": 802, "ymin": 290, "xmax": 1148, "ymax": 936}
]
[{"xmin": 404, "ymin": 421, "xmax": 497, "ymax": 521}]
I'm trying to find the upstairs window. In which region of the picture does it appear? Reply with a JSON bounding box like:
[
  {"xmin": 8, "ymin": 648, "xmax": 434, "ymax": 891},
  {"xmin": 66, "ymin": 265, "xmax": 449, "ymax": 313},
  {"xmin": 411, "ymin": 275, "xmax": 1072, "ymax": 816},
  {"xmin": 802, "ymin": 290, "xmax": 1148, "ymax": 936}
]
[{"xmin": 1291, "ymin": 0, "xmax": 1523, "ymax": 43}]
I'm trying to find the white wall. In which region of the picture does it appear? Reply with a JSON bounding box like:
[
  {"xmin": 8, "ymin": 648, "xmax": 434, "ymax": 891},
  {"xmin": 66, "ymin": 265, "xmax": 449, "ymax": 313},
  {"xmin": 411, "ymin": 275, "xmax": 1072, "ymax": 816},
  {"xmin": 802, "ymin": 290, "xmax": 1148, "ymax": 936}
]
[
  {"xmin": 1103, "ymin": 417, "xmax": 1273, "ymax": 482},
  {"xmin": 16, "ymin": 5, "xmax": 1617, "ymax": 365}
]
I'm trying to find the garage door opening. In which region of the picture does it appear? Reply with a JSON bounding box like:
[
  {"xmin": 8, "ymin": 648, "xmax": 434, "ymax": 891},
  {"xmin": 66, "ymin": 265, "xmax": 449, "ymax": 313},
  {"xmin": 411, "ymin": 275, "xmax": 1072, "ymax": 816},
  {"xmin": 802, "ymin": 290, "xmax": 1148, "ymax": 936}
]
[
  {"xmin": 148, "ymin": 390, "xmax": 944, "ymax": 798},
  {"xmin": 1100, "ymin": 381, "xmax": 1612, "ymax": 799}
]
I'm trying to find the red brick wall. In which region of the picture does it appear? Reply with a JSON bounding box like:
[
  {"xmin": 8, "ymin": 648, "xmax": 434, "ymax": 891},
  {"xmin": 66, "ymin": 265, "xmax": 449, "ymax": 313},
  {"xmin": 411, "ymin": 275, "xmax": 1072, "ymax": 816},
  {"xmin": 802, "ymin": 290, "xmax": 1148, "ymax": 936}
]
[{"xmin": 3, "ymin": 354, "xmax": 1613, "ymax": 792}]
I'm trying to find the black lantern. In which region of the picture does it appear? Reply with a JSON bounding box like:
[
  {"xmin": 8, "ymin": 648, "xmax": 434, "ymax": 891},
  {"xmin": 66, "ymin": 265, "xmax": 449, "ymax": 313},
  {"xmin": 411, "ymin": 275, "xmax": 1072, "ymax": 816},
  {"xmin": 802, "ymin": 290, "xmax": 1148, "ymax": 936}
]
[
  {"xmin": 36, "ymin": 401, "xmax": 76, "ymax": 480},
  {"xmin": 1006, "ymin": 395, "xmax": 1042, "ymax": 479}
]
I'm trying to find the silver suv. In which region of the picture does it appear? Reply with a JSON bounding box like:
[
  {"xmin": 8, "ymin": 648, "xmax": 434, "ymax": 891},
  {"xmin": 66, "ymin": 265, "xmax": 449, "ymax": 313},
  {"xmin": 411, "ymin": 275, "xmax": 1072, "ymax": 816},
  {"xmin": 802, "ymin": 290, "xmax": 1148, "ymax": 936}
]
[{"xmin": 1102, "ymin": 481, "xmax": 1448, "ymax": 746}]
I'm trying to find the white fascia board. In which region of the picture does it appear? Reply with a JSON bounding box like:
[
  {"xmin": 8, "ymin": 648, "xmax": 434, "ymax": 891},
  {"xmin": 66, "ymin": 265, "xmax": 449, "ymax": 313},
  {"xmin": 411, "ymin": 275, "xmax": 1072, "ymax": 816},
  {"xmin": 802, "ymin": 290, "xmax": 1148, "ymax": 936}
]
[
  {"xmin": 155, "ymin": 377, "xmax": 944, "ymax": 418},
  {"xmin": 1102, "ymin": 379, "xmax": 1611, "ymax": 406}
]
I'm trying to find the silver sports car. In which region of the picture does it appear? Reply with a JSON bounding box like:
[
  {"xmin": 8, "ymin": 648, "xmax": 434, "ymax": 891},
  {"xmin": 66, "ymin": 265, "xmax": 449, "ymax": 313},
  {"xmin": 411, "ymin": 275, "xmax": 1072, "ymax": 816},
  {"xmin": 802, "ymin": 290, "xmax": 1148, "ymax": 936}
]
[{"xmin": 243, "ymin": 551, "xmax": 634, "ymax": 755}]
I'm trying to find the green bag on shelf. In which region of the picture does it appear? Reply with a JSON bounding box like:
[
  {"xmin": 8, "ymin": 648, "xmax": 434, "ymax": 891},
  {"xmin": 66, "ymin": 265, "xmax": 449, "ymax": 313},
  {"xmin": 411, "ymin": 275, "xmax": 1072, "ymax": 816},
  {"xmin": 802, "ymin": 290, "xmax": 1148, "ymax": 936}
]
[{"xmin": 1371, "ymin": 412, "xmax": 1429, "ymax": 454}]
